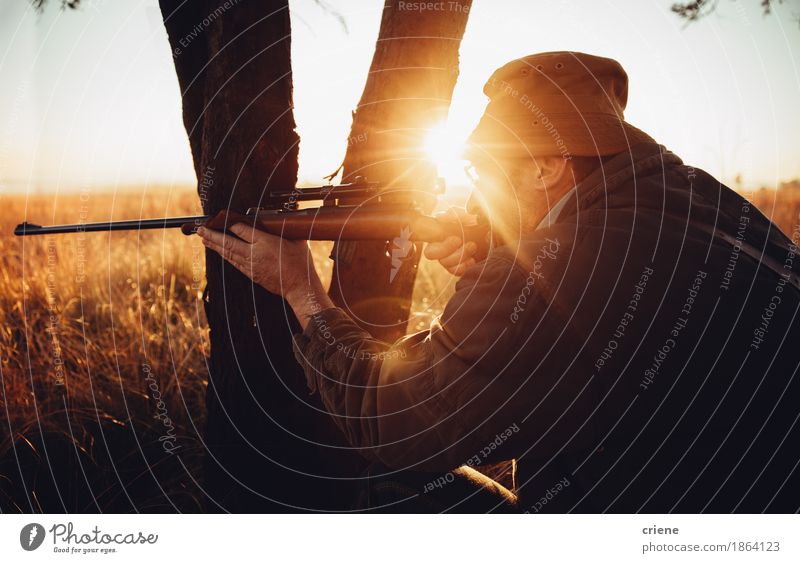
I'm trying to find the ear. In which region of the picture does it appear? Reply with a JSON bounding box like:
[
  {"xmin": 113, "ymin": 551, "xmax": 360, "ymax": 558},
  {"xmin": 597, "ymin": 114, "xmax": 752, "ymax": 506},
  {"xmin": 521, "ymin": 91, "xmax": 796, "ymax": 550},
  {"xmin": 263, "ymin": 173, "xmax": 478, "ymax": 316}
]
[{"xmin": 531, "ymin": 156, "xmax": 570, "ymax": 192}]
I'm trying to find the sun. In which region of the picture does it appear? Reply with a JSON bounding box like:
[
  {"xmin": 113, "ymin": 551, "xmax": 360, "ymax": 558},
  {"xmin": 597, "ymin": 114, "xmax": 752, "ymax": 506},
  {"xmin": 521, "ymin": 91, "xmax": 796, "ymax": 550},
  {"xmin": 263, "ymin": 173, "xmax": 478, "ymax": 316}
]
[
  {"xmin": 423, "ymin": 123, "xmax": 462, "ymax": 164},
  {"xmin": 423, "ymin": 123, "xmax": 471, "ymax": 197}
]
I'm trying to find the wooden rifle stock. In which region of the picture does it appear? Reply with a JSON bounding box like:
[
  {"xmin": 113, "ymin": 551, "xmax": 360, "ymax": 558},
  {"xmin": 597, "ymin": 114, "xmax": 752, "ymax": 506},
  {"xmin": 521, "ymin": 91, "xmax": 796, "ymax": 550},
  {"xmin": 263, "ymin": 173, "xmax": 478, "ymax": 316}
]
[{"xmin": 197, "ymin": 205, "xmax": 489, "ymax": 254}]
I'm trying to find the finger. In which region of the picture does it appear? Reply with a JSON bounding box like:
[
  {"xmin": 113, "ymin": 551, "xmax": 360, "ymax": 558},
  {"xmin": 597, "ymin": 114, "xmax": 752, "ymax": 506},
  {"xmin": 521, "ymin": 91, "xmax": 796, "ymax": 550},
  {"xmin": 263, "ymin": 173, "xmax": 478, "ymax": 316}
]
[
  {"xmin": 448, "ymin": 206, "xmax": 472, "ymax": 221},
  {"xmin": 424, "ymin": 236, "xmax": 463, "ymax": 260},
  {"xmin": 220, "ymin": 255, "xmax": 260, "ymax": 286},
  {"xmin": 442, "ymin": 207, "xmax": 478, "ymax": 225},
  {"xmin": 226, "ymin": 255, "xmax": 258, "ymax": 281},
  {"xmin": 228, "ymin": 222, "xmax": 258, "ymax": 243},
  {"xmin": 438, "ymin": 241, "xmax": 477, "ymax": 269},
  {"xmin": 199, "ymin": 227, "xmax": 249, "ymax": 261},
  {"xmin": 448, "ymin": 258, "xmax": 476, "ymax": 277},
  {"xmin": 200, "ymin": 231, "xmax": 248, "ymax": 264},
  {"xmin": 434, "ymin": 207, "xmax": 464, "ymax": 223},
  {"xmin": 206, "ymin": 242, "xmax": 256, "ymax": 278},
  {"xmin": 199, "ymin": 236, "xmax": 226, "ymax": 259}
]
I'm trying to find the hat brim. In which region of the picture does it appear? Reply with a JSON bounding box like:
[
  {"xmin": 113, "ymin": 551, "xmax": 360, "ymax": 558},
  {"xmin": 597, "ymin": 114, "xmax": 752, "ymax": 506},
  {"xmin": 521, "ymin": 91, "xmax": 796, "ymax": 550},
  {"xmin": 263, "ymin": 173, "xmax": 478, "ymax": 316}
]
[{"xmin": 466, "ymin": 112, "xmax": 656, "ymax": 160}]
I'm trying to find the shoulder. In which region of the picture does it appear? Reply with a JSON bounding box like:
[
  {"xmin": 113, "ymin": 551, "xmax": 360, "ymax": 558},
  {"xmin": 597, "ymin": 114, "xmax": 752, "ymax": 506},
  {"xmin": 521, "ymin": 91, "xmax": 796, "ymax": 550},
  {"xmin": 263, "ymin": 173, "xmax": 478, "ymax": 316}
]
[
  {"xmin": 443, "ymin": 251, "xmax": 527, "ymax": 325},
  {"xmin": 449, "ymin": 233, "xmax": 573, "ymax": 310},
  {"xmin": 440, "ymin": 232, "xmax": 578, "ymax": 337}
]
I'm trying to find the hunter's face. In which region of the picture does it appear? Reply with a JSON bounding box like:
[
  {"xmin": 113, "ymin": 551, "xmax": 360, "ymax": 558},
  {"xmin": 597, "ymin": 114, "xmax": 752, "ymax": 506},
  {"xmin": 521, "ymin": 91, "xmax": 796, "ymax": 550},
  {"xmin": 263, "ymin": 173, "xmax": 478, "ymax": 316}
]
[{"xmin": 466, "ymin": 157, "xmax": 540, "ymax": 243}]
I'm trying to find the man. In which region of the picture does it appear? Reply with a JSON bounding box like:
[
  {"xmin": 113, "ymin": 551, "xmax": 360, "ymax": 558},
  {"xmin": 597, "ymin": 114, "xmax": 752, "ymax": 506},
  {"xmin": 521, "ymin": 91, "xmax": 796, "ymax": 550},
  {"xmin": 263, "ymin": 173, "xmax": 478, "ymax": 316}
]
[{"xmin": 199, "ymin": 52, "xmax": 800, "ymax": 513}]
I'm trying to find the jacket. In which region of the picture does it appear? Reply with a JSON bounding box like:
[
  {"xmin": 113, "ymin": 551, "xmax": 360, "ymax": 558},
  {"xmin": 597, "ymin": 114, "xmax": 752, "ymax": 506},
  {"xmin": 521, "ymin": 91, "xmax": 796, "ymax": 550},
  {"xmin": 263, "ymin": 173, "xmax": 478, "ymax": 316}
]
[{"xmin": 293, "ymin": 141, "xmax": 800, "ymax": 512}]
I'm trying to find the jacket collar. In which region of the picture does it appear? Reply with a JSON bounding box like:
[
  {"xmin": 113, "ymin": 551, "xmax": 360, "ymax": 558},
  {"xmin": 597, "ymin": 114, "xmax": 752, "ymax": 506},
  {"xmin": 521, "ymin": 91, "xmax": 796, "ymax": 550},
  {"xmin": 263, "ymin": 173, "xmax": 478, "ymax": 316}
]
[{"xmin": 550, "ymin": 142, "xmax": 682, "ymax": 224}]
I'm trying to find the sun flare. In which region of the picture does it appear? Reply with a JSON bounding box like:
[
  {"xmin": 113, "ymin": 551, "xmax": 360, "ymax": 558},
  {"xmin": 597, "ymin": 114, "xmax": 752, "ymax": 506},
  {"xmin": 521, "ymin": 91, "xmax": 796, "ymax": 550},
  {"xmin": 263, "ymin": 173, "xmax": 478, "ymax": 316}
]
[{"xmin": 423, "ymin": 123, "xmax": 471, "ymax": 197}]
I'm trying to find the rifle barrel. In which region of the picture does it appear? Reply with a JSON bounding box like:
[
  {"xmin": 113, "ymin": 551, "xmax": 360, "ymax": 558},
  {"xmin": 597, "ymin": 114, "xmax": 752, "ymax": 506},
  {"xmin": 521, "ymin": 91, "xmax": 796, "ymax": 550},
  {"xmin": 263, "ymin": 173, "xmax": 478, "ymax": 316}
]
[{"xmin": 14, "ymin": 216, "xmax": 209, "ymax": 236}]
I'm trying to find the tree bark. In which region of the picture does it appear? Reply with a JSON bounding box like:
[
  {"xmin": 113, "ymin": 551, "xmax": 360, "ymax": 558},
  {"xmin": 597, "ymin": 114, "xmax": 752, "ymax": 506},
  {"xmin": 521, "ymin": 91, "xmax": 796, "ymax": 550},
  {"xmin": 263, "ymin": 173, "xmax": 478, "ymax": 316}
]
[
  {"xmin": 159, "ymin": 0, "xmax": 364, "ymax": 512},
  {"xmin": 329, "ymin": 0, "xmax": 473, "ymax": 342}
]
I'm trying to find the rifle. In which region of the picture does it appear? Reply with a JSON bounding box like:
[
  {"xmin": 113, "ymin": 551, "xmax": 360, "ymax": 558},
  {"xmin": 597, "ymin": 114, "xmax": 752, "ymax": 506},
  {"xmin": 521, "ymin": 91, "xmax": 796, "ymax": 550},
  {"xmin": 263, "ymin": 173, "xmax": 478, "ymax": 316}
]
[{"xmin": 13, "ymin": 178, "xmax": 490, "ymax": 256}]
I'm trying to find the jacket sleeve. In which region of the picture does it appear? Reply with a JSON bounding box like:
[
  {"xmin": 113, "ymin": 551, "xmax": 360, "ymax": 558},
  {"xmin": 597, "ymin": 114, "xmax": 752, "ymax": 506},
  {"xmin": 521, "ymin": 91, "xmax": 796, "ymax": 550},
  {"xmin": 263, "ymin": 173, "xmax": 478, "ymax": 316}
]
[{"xmin": 292, "ymin": 253, "xmax": 538, "ymax": 472}]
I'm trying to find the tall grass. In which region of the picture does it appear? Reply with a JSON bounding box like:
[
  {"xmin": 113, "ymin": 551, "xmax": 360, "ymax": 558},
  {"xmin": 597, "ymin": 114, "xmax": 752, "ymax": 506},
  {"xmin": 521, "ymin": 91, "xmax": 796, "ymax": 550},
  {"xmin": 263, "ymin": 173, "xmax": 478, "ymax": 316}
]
[
  {"xmin": 0, "ymin": 188, "xmax": 455, "ymax": 512},
  {"xmin": 2, "ymin": 185, "xmax": 797, "ymax": 512},
  {"xmin": 0, "ymin": 190, "xmax": 213, "ymax": 511}
]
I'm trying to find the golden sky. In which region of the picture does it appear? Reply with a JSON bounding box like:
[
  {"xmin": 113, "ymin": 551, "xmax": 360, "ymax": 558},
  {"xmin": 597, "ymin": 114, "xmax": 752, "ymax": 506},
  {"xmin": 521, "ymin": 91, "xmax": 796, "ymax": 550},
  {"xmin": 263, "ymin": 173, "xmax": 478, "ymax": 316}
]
[{"xmin": 1, "ymin": 0, "xmax": 799, "ymax": 195}]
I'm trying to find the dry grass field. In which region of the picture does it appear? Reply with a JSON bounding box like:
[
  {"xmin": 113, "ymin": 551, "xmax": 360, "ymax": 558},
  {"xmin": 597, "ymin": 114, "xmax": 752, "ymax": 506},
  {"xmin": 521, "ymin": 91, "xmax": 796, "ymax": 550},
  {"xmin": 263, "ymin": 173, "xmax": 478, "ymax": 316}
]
[
  {"xmin": 0, "ymin": 188, "xmax": 456, "ymax": 512},
  {"xmin": 0, "ymin": 190, "xmax": 211, "ymax": 511},
  {"xmin": 1, "ymin": 184, "xmax": 796, "ymax": 512}
]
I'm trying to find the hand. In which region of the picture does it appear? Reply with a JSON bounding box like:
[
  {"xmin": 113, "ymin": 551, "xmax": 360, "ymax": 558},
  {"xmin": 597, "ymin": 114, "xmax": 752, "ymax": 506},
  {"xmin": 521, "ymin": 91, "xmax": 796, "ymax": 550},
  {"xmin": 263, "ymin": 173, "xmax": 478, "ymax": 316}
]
[
  {"xmin": 423, "ymin": 207, "xmax": 480, "ymax": 277},
  {"xmin": 198, "ymin": 223, "xmax": 316, "ymax": 303}
]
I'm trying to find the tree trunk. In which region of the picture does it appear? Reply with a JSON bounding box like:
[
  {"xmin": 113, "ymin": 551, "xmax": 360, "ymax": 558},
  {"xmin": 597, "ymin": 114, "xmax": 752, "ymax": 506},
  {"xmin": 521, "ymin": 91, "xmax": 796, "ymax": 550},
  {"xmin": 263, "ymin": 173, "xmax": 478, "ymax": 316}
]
[
  {"xmin": 159, "ymin": 0, "xmax": 364, "ymax": 512},
  {"xmin": 329, "ymin": 1, "xmax": 473, "ymax": 342}
]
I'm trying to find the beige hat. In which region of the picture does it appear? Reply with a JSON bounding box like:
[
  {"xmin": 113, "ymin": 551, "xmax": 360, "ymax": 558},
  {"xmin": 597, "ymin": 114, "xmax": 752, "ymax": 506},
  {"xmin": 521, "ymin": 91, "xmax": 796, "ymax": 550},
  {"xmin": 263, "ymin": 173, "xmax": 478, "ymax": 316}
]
[{"xmin": 466, "ymin": 51, "xmax": 655, "ymax": 160}]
